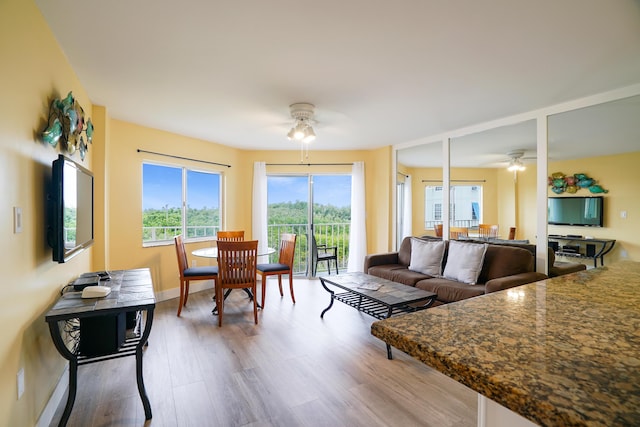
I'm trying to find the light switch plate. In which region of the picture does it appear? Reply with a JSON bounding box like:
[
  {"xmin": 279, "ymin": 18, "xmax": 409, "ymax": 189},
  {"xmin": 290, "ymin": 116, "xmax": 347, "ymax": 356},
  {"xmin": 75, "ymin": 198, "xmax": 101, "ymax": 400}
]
[{"xmin": 14, "ymin": 207, "xmax": 23, "ymax": 233}]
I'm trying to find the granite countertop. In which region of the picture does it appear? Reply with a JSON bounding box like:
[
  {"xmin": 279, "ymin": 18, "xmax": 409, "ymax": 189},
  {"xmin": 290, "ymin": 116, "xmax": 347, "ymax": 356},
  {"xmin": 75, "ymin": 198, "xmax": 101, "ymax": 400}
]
[{"xmin": 371, "ymin": 261, "xmax": 640, "ymax": 427}]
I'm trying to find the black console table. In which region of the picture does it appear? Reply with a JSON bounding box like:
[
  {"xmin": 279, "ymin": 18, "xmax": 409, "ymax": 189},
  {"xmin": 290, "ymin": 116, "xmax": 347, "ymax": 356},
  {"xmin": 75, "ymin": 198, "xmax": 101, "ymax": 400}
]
[
  {"xmin": 548, "ymin": 235, "xmax": 616, "ymax": 268},
  {"xmin": 45, "ymin": 268, "xmax": 156, "ymax": 427}
]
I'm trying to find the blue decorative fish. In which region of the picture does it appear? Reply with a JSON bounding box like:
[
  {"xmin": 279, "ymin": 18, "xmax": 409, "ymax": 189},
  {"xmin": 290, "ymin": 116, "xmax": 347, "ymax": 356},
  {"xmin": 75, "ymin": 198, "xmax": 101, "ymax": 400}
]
[
  {"xmin": 577, "ymin": 179, "xmax": 594, "ymax": 188},
  {"xmin": 588, "ymin": 185, "xmax": 609, "ymax": 193},
  {"xmin": 42, "ymin": 118, "xmax": 62, "ymax": 146}
]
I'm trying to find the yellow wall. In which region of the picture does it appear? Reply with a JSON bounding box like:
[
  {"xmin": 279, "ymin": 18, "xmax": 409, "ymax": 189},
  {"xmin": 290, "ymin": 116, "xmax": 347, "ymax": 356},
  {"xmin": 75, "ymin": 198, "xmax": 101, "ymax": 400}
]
[
  {"xmin": 0, "ymin": 0, "xmax": 94, "ymax": 425},
  {"xmin": 105, "ymin": 120, "xmax": 242, "ymax": 297},
  {"xmin": 105, "ymin": 130, "xmax": 394, "ymax": 298}
]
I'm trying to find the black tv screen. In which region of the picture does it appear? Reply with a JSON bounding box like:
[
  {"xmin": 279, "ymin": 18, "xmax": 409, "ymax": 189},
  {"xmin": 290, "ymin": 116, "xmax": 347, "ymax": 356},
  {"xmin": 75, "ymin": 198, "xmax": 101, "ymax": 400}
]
[
  {"xmin": 548, "ymin": 196, "xmax": 604, "ymax": 227},
  {"xmin": 48, "ymin": 155, "xmax": 94, "ymax": 263}
]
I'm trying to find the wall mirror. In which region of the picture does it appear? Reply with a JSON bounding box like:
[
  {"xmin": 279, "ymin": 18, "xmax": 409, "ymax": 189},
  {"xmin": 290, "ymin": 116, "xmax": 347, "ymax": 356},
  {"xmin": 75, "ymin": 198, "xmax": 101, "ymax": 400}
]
[
  {"xmin": 396, "ymin": 141, "xmax": 442, "ymax": 246},
  {"xmin": 449, "ymin": 120, "xmax": 536, "ymax": 241},
  {"xmin": 547, "ymin": 94, "xmax": 640, "ymax": 262}
]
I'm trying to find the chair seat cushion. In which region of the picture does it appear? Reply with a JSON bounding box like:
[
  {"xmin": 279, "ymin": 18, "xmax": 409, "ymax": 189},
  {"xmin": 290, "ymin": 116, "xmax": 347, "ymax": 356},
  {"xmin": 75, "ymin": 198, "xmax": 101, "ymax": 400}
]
[
  {"xmin": 256, "ymin": 263, "xmax": 289, "ymax": 273},
  {"xmin": 184, "ymin": 266, "xmax": 218, "ymax": 276}
]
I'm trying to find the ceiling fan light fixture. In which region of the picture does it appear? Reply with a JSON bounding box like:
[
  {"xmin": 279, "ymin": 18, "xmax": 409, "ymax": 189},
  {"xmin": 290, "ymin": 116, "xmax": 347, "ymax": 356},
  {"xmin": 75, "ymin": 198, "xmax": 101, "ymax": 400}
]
[
  {"xmin": 507, "ymin": 159, "xmax": 525, "ymax": 172},
  {"xmin": 506, "ymin": 150, "xmax": 526, "ymax": 172},
  {"xmin": 292, "ymin": 121, "xmax": 306, "ymax": 140},
  {"xmin": 302, "ymin": 126, "xmax": 316, "ymax": 143},
  {"xmin": 288, "ymin": 103, "xmax": 316, "ymax": 143}
]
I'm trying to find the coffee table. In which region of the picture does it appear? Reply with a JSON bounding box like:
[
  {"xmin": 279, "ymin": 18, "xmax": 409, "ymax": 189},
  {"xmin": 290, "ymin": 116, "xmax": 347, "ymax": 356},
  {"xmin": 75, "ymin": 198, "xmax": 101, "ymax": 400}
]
[{"xmin": 319, "ymin": 272, "xmax": 437, "ymax": 359}]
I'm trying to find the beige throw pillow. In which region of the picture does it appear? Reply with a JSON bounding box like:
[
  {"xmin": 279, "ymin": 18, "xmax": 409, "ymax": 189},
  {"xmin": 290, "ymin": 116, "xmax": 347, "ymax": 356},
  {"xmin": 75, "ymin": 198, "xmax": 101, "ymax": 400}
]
[
  {"xmin": 408, "ymin": 238, "xmax": 446, "ymax": 276},
  {"xmin": 443, "ymin": 240, "xmax": 488, "ymax": 285}
]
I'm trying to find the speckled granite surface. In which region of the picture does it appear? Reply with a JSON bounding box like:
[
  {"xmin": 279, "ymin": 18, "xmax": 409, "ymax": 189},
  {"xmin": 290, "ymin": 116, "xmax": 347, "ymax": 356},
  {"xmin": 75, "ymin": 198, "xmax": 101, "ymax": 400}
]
[{"xmin": 371, "ymin": 261, "xmax": 640, "ymax": 427}]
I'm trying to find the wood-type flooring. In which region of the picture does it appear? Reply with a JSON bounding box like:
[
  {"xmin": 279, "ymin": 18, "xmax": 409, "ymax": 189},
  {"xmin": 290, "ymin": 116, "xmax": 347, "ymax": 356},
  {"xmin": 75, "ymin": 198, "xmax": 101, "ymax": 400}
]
[{"xmin": 50, "ymin": 277, "xmax": 476, "ymax": 427}]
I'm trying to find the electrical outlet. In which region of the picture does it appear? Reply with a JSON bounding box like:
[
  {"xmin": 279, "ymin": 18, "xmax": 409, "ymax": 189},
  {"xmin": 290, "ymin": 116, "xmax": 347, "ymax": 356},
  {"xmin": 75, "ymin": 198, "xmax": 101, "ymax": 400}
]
[
  {"xmin": 192, "ymin": 259, "xmax": 197, "ymax": 267},
  {"xmin": 620, "ymin": 210, "xmax": 627, "ymax": 219},
  {"xmin": 17, "ymin": 368, "xmax": 24, "ymax": 399}
]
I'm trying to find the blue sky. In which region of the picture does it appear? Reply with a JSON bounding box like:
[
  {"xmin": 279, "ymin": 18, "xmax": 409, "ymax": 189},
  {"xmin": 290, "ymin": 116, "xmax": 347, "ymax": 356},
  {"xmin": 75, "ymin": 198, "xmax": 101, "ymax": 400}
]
[
  {"xmin": 267, "ymin": 175, "xmax": 351, "ymax": 207},
  {"xmin": 143, "ymin": 164, "xmax": 351, "ymax": 209},
  {"xmin": 143, "ymin": 165, "xmax": 220, "ymax": 210}
]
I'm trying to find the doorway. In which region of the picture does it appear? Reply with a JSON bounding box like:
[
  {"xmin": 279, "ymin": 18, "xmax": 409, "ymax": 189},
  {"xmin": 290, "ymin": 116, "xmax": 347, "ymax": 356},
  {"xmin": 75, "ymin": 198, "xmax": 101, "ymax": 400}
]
[{"xmin": 266, "ymin": 174, "xmax": 351, "ymax": 276}]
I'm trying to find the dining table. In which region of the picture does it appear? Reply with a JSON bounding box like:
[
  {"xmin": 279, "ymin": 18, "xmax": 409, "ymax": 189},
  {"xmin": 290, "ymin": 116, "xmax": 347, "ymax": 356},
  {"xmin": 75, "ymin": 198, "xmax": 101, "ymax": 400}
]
[
  {"xmin": 191, "ymin": 245, "xmax": 276, "ymax": 311},
  {"xmin": 191, "ymin": 246, "xmax": 276, "ymax": 258}
]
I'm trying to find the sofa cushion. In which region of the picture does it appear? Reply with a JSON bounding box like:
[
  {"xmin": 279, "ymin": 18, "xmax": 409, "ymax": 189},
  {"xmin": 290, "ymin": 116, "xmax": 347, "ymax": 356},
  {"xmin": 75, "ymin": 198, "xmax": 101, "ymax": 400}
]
[
  {"xmin": 408, "ymin": 238, "xmax": 446, "ymax": 276},
  {"xmin": 416, "ymin": 278, "xmax": 486, "ymax": 303},
  {"xmin": 477, "ymin": 244, "xmax": 534, "ymax": 283},
  {"xmin": 443, "ymin": 240, "xmax": 488, "ymax": 285},
  {"xmin": 397, "ymin": 236, "xmax": 414, "ymax": 266},
  {"xmin": 367, "ymin": 265, "xmax": 432, "ymax": 286}
]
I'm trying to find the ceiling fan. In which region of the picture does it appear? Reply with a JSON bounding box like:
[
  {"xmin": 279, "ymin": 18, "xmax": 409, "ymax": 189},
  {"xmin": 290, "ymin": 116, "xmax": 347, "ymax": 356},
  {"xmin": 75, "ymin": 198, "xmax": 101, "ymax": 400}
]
[{"xmin": 504, "ymin": 149, "xmax": 535, "ymax": 171}]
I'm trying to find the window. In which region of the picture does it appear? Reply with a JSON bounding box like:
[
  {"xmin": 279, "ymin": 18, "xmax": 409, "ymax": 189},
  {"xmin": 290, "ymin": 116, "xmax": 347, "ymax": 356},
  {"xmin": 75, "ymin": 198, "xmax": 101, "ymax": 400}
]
[
  {"xmin": 425, "ymin": 185, "xmax": 482, "ymax": 229},
  {"xmin": 142, "ymin": 163, "xmax": 221, "ymax": 245}
]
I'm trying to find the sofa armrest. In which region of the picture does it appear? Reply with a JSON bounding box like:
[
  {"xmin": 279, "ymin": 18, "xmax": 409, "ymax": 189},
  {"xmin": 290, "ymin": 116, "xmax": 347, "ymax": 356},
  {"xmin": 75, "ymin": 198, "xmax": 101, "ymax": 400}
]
[
  {"xmin": 364, "ymin": 252, "xmax": 400, "ymax": 273},
  {"xmin": 485, "ymin": 272, "xmax": 548, "ymax": 294}
]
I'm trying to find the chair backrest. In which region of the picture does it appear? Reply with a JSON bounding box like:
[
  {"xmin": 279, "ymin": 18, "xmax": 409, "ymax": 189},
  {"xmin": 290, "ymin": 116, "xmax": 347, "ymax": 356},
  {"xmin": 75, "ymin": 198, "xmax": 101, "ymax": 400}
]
[
  {"xmin": 310, "ymin": 234, "xmax": 320, "ymax": 264},
  {"xmin": 217, "ymin": 240, "xmax": 258, "ymax": 287},
  {"xmin": 174, "ymin": 235, "xmax": 188, "ymax": 276},
  {"xmin": 217, "ymin": 230, "xmax": 245, "ymax": 242},
  {"xmin": 278, "ymin": 233, "xmax": 297, "ymax": 267},
  {"xmin": 449, "ymin": 226, "xmax": 469, "ymax": 239},
  {"xmin": 478, "ymin": 224, "xmax": 499, "ymax": 238},
  {"xmin": 434, "ymin": 224, "xmax": 443, "ymax": 237},
  {"xmin": 508, "ymin": 227, "xmax": 517, "ymax": 240}
]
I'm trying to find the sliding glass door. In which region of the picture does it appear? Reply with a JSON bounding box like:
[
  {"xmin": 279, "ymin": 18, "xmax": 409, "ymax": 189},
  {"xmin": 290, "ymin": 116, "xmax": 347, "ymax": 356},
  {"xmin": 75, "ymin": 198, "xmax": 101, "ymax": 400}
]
[{"xmin": 267, "ymin": 174, "xmax": 351, "ymax": 276}]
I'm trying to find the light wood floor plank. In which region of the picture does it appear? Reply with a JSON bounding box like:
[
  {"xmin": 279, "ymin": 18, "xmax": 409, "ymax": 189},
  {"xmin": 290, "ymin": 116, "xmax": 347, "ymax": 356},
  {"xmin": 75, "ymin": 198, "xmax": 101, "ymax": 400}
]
[{"xmin": 50, "ymin": 278, "xmax": 476, "ymax": 426}]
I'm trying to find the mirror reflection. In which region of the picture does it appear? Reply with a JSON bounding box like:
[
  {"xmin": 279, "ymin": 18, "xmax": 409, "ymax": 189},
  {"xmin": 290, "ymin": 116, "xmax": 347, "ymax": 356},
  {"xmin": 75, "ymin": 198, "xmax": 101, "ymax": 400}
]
[
  {"xmin": 396, "ymin": 142, "xmax": 442, "ymax": 246},
  {"xmin": 547, "ymin": 94, "xmax": 640, "ymax": 265},
  {"xmin": 395, "ymin": 94, "xmax": 639, "ymax": 267},
  {"xmin": 449, "ymin": 120, "xmax": 536, "ymax": 242}
]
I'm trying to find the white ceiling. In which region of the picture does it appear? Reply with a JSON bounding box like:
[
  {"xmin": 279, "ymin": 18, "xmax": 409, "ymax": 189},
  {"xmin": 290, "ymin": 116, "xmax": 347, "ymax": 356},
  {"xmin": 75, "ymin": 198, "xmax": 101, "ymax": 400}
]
[
  {"xmin": 398, "ymin": 94, "xmax": 640, "ymax": 167},
  {"xmin": 35, "ymin": 0, "xmax": 640, "ymax": 155}
]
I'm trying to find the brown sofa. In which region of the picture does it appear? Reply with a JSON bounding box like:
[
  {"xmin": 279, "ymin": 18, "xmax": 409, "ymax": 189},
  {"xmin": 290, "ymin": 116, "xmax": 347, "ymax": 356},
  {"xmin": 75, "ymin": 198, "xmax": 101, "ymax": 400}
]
[
  {"xmin": 457, "ymin": 237, "xmax": 587, "ymax": 277},
  {"xmin": 364, "ymin": 236, "xmax": 548, "ymax": 306}
]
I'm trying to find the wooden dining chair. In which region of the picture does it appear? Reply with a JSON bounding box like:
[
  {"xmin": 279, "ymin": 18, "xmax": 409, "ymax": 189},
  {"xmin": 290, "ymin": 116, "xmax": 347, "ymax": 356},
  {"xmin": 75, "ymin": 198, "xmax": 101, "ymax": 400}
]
[
  {"xmin": 256, "ymin": 233, "xmax": 297, "ymax": 309},
  {"xmin": 449, "ymin": 227, "xmax": 469, "ymax": 240},
  {"xmin": 478, "ymin": 224, "xmax": 499, "ymax": 238},
  {"xmin": 215, "ymin": 240, "xmax": 259, "ymax": 327},
  {"xmin": 174, "ymin": 235, "xmax": 218, "ymax": 317},
  {"xmin": 217, "ymin": 230, "xmax": 245, "ymax": 241}
]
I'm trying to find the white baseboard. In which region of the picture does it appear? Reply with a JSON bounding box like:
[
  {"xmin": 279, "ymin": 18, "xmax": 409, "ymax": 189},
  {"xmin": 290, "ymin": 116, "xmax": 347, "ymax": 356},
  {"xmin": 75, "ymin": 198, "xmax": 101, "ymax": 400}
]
[
  {"xmin": 154, "ymin": 280, "xmax": 214, "ymax": 302},
  {"xmin": 36, "ymin": 363, "xmax": 68, "ymax": 427}
]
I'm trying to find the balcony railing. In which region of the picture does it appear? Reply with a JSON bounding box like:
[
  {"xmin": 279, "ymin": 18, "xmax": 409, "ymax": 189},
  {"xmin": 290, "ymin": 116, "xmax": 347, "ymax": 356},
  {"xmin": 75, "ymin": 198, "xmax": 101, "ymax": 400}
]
[
  {"xmin": 425, "ymin": 220, "xmax": 479, "ymax": 230},
  {"xmin": 143, "ymin": 226, "xmax": 219, "ymax": 243},
  {"xmin": 143, "ymin": 223, "xmax": 350, "ymax": 275},
  {"xmin": 266, "ymin": 223, "xmax": 350, "ymax": 275}
]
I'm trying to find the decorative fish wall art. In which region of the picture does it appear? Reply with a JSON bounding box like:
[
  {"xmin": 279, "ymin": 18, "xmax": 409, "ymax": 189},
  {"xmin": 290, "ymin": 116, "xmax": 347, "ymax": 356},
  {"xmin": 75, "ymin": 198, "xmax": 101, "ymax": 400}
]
[
  {"xmin": 548, "ymin": 172, "xmax": 608, "ymax": 194},
  {"xmin": 41, "ymin": 91, "xmax": 93, "ymax": 160}
]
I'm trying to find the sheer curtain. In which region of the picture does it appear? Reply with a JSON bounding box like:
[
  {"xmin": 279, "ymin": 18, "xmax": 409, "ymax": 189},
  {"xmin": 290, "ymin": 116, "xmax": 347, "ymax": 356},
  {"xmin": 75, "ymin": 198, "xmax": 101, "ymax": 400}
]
[
  {"xmin": 402, "ymin": 174, "xmax": 413, "ymax": 239},
  {"xmin": 252, "ymin": 162, "xmax": 268, "ymax": 260},
  {"xmin": 347, "ymin": 161, "xmax": 367, "ymax": 272}
]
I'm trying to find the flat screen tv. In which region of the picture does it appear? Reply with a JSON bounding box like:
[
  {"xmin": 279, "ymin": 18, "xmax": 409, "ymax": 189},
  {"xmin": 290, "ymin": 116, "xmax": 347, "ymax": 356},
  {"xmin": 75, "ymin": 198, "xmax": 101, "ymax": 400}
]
[
  {"xmin": 48, "ymin": 155, "xmax": 94, "ymax": 263},
  {"xmin": 548, "ymin": 196, "xmax": 604, "ymax": 227}
]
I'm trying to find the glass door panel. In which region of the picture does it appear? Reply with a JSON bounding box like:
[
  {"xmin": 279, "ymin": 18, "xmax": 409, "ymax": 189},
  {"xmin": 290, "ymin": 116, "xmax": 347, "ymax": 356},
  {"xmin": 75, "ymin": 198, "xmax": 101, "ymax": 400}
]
[
  {"xmin": 266, "ymin": 176, "xmax": 309, "ymax": 274},
  {"xmin": 311, "ymin": 175, "xmax": 351, "ymax": 275},
  {"xmin": 267, "ymin": 174, "xmax": 351, "ymax": 276}
]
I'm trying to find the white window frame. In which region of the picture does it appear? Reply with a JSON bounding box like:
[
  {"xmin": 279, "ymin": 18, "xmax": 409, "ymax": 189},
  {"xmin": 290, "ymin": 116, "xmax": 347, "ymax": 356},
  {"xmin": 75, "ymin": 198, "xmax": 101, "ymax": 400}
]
[{"xmin": 142, "ymin": 161, "xmax": 223, "ymax": 247}]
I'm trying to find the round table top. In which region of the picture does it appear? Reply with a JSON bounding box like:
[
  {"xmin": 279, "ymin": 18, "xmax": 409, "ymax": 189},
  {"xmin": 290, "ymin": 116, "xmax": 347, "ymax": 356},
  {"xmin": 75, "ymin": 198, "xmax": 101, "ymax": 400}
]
[{"xmin": 192, "ymin": 246, "xmax": 276, "ymax": 258}]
